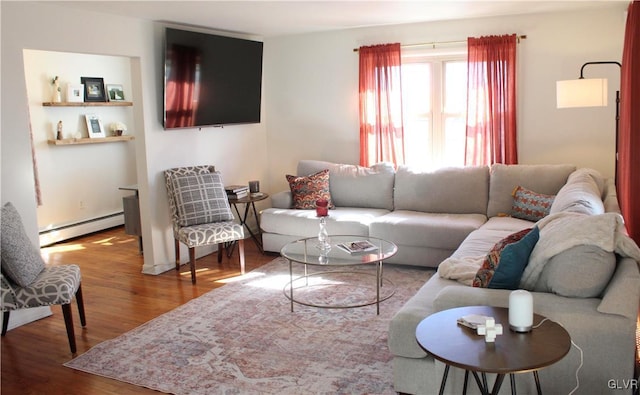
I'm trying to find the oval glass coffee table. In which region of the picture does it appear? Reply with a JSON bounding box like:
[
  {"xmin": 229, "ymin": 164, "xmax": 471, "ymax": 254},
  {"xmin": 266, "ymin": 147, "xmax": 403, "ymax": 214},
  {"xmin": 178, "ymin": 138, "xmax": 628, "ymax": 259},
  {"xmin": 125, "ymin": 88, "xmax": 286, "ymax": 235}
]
[{"xmin": 280, "ymin": 235, "xmax": 398, "ymax": 315}]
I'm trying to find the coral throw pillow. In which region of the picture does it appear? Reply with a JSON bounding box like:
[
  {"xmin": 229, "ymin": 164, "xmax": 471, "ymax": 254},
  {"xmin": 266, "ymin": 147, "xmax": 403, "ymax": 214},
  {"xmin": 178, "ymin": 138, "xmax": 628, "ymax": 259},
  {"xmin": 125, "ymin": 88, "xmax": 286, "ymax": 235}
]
[
  {"xmin": 473, "ymin": 227, "xmax": 539, "ymax": 290},
  {"xmin": 510, "ymin": 186, "xmax": 555, "ymax": 221},
  {"xmin": 286, "ymin": 169, "xmax": 334, "ymax": 209}
]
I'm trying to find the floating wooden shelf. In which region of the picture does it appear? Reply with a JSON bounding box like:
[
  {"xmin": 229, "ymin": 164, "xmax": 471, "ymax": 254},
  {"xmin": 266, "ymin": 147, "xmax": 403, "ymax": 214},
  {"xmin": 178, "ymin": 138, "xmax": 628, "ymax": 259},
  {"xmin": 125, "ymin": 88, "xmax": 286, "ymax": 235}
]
[
  {"xmin": 43, "ymin": 101, "xmax": 133, "ymax": 107},
  {"xmin": 48, "ymin": 136, "xmax": 135, "ymax": 145}
]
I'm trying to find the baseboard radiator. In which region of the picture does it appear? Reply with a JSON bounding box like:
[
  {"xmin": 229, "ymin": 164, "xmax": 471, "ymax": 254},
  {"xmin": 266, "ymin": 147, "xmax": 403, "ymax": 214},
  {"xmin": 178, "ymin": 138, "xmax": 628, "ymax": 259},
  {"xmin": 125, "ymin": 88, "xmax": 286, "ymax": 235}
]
[{"xmin": 39, "ymin": 212, "xmax": 124, "ymax": 246}]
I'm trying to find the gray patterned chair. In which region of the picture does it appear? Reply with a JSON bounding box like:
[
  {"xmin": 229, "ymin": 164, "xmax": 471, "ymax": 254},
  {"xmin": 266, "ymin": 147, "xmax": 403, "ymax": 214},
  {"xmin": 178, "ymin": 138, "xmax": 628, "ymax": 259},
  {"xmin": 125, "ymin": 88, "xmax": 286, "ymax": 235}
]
[
  {"xmin": 164, "ymin": 165, "xmax": 245, "ymax": 284},
  {"xmin": 1, "ymin": 202, "xmax": 86, "ymax": 354}
]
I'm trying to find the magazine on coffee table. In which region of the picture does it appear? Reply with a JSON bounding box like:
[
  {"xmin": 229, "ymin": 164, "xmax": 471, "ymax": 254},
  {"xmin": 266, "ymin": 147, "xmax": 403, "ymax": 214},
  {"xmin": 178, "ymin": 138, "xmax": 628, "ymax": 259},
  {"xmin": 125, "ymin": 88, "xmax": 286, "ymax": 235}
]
[{"xmin": 336, "ymin": 240, "xmax": 378, "ymax": 254}]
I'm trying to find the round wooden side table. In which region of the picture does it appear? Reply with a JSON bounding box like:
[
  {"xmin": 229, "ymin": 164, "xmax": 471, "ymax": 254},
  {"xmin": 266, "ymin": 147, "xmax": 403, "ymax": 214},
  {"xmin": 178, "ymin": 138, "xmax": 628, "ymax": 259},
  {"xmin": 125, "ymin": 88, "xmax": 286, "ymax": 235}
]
[{"xmin": 416, "ymin": 305, "xmax": 571, "ymax": 395}]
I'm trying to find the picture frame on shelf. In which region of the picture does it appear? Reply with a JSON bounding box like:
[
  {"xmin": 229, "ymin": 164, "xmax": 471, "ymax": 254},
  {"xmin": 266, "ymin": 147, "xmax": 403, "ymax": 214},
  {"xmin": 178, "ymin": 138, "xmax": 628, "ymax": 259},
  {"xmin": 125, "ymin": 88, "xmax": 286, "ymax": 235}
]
[
  {"xmin": 85, "ymin": 114, "xmax": 105, "ymax": 138},
  {"xmin": 80, "ymin": 77, "xmax": 106, "ymax": 102},
  {"xmin": 106, "ymin": 84, "xmax": 125, "ymax": 101},
  {"xmin": 66, "ymin": 83, "xmax": 84, "ymax": 103}
]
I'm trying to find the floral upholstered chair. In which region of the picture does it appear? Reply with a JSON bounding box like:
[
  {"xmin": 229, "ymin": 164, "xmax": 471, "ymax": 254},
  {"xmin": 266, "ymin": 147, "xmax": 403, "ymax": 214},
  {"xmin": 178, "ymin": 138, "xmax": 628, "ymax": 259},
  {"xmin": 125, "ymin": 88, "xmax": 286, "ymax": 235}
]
[
  {"xmin": 1, "ymin": 202, "xmax": 86, "ymax": 354},
  {"xmin": 164, "ymin": 165, "xmax": 245, "ymax": 284}
]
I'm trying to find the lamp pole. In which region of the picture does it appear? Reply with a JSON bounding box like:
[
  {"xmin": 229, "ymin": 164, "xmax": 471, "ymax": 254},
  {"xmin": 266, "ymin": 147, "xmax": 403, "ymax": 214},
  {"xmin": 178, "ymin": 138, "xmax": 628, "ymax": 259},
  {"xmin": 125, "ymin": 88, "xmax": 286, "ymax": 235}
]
[{"xmin": 578, "ymin": 61, "xmax": 622, "ymax": 187}]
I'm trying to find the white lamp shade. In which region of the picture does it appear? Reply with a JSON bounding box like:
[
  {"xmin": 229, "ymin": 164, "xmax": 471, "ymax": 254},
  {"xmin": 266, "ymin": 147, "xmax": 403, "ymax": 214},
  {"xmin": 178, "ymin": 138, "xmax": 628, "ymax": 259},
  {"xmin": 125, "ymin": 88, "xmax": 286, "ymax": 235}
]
[
  {"xmin": 509, "ymin": 289, "xmax": 533, "ymax": 332},
  {"xmin": 556, "ymin": 78, "xmax": 608, "ymax": 108}
]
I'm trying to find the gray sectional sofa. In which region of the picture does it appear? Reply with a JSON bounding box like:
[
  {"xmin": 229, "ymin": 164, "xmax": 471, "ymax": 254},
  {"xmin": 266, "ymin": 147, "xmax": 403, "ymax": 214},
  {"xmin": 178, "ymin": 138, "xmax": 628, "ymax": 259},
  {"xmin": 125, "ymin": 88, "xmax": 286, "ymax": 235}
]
[{"xmin": 260, "ymin": 159, "xmax": 640, "ymax": 394}]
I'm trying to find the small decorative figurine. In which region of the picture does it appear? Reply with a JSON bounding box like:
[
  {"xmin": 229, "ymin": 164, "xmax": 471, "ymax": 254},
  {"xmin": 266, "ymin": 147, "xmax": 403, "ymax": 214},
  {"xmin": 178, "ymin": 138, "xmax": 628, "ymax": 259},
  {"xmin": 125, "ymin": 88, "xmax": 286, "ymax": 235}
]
[
  {"xmin": 56, "ymin": 120, "xmax": 63, "ymax": 140},
  {"xmin": 477, "ymin": 317, "xmax": 503, "ymax": 343},
  {"xmin": 51, "ymin": 76, "xmax": 61, "ymax": 103}
]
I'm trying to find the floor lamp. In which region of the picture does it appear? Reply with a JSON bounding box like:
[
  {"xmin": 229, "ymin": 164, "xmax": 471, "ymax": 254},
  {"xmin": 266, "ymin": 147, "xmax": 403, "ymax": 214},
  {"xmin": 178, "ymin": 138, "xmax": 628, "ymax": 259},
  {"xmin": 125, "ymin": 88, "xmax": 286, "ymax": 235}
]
[{"xmin": 556, "ymin": 61, "xmax": 622, "ymax": 186}]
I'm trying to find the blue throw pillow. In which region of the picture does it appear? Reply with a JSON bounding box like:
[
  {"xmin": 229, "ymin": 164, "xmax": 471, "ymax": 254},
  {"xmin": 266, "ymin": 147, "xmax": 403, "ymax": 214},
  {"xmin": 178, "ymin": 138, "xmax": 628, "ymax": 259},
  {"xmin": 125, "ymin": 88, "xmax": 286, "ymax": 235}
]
[{"xmin": 488, "ymin": 226, "xmax": 540, "ymax": 290}]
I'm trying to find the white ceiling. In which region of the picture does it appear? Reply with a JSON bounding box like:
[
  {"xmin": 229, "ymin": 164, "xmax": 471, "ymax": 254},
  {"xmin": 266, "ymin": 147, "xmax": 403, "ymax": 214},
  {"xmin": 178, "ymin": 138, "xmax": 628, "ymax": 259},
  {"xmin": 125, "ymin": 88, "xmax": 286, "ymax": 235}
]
[{"xmin": 54, "ymin": 0, "xmax": 623, "ymax": 37}]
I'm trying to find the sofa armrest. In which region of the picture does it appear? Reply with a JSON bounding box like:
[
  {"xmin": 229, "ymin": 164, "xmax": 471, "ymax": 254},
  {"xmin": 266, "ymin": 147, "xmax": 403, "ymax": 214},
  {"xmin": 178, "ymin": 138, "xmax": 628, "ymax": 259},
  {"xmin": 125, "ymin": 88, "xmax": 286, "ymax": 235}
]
[
  {"xmin": 597, "ymin": 257, "xmax": 640, "ymax": 318},
  {"xmin": 271, "ymin": 190, "xmax": 292, "ymax": 209}
]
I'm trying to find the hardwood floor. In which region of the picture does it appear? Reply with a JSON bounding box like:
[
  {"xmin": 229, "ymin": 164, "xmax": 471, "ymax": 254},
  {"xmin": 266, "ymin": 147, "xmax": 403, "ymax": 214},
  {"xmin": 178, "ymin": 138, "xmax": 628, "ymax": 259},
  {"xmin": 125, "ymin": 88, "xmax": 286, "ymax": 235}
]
[{"xmin": 1, "ymin": 226, "xmax": 276, "ymax": 395}]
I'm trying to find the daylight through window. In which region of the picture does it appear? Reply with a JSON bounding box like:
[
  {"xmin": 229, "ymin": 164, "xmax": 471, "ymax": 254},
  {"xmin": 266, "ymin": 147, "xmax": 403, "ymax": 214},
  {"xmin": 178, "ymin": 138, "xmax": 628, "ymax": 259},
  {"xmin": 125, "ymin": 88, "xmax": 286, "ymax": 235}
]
[{"xmin": 401, "ymin": 48, "xmax": 467, "ymax": 171}]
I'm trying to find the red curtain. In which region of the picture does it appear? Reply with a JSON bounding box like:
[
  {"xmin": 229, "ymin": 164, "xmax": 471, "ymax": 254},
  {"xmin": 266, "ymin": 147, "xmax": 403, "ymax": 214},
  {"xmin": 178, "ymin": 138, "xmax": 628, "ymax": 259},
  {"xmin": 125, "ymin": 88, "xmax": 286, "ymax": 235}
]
[
  {"xmin": 618, "ymin": 0, "xmax": 640, "ymax": 244},
  {"xmin": 165, "ymin": 44, "xmax": 200, "ymax": 128},
  {"xmin": 465, "ymin": 34, "xmax": 518, "ymax": 166},
  {"xmin": 358, "ymin": 43, "xmax": 405, "ymax": 167}
]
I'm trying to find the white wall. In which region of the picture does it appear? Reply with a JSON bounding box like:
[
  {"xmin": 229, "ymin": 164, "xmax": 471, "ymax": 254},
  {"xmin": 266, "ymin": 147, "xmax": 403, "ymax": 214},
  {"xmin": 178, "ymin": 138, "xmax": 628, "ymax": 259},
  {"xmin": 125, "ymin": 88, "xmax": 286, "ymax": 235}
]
[
  {"xmin": 264, "ymin": 5, "xmax": 627, "ymax": 194},
  {"xmin": 23, "ymin": 50, "xmax": 137, "ymax": 243}
]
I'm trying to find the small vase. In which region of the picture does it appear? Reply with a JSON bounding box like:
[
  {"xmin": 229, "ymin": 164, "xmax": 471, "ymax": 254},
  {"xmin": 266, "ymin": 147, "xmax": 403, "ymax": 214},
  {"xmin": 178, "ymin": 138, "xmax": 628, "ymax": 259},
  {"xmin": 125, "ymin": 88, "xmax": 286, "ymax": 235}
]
[
  {"xmin": 317, "ymin": 216, "xmax": 331, "ymax": 252},
  {"xmin": 52, "ymin": 90, "xmax": 61, "ymax": 103}
]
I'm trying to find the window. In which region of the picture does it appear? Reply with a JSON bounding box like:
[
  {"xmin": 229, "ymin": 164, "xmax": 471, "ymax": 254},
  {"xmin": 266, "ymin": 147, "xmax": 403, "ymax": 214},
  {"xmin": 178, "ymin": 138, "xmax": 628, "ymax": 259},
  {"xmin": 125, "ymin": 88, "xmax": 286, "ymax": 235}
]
[{"xmin": 401, "ymin": 49, "xmax": 467, "ymax": 171}]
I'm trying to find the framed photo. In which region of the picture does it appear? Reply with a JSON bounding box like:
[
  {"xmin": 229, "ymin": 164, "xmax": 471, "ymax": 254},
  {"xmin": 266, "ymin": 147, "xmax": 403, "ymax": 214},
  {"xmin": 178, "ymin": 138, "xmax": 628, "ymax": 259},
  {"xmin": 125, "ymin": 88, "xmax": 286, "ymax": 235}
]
[
  {"xmin": 80, "ymin": 77, "xmax": 106, "ymax": 102},
  {"xmin": 85, "ymin": 114, "xmax": 105, "ymax": 138},
  {"xmin": 106, "ymin": 84, "xmax": 125, "ymax": 101},
  {"xmin": 66, "ymin": 83, "xmax": 84, "ymax": 103}
]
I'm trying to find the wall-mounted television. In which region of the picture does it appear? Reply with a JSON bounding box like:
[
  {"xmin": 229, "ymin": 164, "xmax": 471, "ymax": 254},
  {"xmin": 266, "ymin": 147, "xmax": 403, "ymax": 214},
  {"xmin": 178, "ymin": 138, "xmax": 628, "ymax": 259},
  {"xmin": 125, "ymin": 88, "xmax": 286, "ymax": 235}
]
[{"xmin": 163, "ymin": 27, "xmax": 263, "ymax": 129}]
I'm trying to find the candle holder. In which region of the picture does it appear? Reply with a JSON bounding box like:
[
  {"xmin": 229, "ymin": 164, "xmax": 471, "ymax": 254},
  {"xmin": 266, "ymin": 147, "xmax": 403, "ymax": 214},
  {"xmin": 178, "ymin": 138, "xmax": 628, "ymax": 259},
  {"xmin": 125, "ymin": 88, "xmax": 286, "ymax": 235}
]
[
  {"xmin": 315, "ymin": 199, "xmax": 331, "ymax": 252},
  {"xmin": 317, "ymin": 216, "xmax": 331, "ymax": 252}
]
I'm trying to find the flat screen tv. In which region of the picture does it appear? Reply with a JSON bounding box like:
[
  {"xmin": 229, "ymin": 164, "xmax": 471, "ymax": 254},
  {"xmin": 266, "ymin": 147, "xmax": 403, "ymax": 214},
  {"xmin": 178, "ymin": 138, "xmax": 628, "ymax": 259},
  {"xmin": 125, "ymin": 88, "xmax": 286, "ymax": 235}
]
[{"xmin": 163, "ymin": 27, "xmax": 263, "ymax": 129}]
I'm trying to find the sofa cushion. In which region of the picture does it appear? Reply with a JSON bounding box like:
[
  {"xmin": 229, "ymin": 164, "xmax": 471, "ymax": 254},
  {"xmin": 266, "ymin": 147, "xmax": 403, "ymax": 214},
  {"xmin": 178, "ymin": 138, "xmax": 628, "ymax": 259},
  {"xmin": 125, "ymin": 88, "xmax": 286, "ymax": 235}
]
[
  {"xmin": 487, "ymin": 164, "xmax": 575, "ymax": 218},
  {"xmin": 550, "ymin": 168, "xmax": 605, "ymax": 216},
  {"xmin": 1, "ymin": 202, "xmax": 46, "ymax": 287},
  {"xmin": 394, "ymin": 166, "xmax": 489, "ymax": 214},
  {"xmin": 170, "ymin": 172, "xmax": 233, "ymax": 226},
  {"xmin": 297, "ymin": 160, "xmax": 395, "ymax": 210},
  {"xmin": 533, "ymin": 244, "xmax": 616, "ymax": 298},
  {"xmin": 370, "ymin": 210, "xmax": 487, "ymax": 250},
  {"xmin": 286, "ymin": 169, "xmax": 334, "ymax": 209},
  {"xmin": 510, "ymin": 186, "xmax": 554, "ymax": 221},
  {"xmin": 473, "ymin": 227, "xmax": 539, "ymax": 289}
]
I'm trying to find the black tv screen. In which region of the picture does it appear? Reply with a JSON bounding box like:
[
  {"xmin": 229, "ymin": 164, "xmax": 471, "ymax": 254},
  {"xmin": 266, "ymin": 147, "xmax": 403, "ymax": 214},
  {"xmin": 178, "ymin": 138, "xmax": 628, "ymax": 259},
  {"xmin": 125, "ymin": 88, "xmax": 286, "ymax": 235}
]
[{"xmin": 163, "ymin": 28, "xmax": 263, "ymax": 129}]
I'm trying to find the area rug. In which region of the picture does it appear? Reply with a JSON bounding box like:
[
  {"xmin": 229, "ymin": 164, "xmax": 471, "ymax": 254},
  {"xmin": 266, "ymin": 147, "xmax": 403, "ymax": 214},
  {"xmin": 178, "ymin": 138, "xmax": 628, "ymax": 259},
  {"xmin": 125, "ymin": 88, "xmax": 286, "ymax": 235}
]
[{"xmin": 65, "ymin": 257, "xmax": 433, "ymax": 394}]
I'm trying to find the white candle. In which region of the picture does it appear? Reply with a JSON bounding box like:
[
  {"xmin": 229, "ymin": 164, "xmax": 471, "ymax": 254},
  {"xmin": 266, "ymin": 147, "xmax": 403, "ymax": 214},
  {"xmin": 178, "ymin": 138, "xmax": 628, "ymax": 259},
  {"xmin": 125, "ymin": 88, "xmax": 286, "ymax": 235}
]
[{"xmin": 509, "ymin": 290, "xmax": 533, "ymax": 332}]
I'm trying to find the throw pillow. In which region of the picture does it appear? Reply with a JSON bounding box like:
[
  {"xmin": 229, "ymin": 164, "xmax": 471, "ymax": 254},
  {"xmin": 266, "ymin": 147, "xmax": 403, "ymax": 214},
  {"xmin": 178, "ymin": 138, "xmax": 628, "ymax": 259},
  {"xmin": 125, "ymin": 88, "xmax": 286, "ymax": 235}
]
[
  {"xmin": 473, "ymin": 227, "xmax": 539, "ymax": 290},
  {"xmin": 510, "ymin": 186, "xmax": 555, "ymax": 221},
  {"xmin": 533, "ymin": 244, "xmax": 616, "ymax": 298},
  {"xmin": 286, "ymin": 169, "xmax": 334, "ymax": 210},
  {"xmin": 1, "ymin": 202, "xmax": 46, "ymax": 287},
  {"xmin": 170, "ymin": 172, "xmax": 234, "ymax": 227}
]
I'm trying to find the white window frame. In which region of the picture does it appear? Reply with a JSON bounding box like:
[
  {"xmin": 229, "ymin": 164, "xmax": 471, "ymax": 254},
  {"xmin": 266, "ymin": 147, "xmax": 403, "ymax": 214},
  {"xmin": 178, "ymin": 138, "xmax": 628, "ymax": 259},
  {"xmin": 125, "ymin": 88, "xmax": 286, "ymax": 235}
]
[{"xmin": 401, "ymin": 46, "xmax": 467, "ymax": 170}]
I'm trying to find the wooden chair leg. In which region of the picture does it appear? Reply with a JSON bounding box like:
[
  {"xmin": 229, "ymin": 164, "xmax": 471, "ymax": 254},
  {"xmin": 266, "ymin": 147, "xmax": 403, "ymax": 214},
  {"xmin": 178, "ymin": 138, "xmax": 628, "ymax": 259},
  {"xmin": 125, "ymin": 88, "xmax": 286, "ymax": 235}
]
[
  {"xmin": 174, "ymin": 239, "xmax": 181, "ymax": 270},
  {"xmin": 217, "ymin": 243, "xmax": 223, "ymax": 263},
  {"xmin": 238, "ymin": 238, "xmax": 246, "ymax": 274},
  {"xmin": 189, "ymin": 247, "xmax": 197, "ymax": 284},
  {"xmin": 76, "ymin": 284, "xmax": 87, "ymax": 327},
  {"xmin": 61, "ymin": 303, "xmax": 77, "ymax": 354},
  {"xmin": 1, "ymin": 311, "xmax": 9, "ymax": 336}
]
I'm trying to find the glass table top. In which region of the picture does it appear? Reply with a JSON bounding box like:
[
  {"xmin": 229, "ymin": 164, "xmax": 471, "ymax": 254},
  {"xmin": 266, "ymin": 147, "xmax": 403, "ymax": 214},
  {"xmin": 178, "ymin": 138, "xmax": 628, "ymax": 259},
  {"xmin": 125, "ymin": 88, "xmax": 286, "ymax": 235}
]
[{"xmin": 280, "ymin": 235, "xmax": 397, "ymax": 266}]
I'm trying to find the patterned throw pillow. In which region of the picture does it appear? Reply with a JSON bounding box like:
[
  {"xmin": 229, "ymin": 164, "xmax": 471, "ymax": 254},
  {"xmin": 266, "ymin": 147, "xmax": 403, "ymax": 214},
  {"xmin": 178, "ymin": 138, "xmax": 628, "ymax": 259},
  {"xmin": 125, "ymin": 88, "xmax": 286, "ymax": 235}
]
[
  {"xmin": 1, "ymin": 202, "xmax": 46, "ymax": 287},
  {"xmin": 510, "ymin": 186, "xmax": 555, "ymax": 221},
  {"xmin": 286, "ymin": 169, "xmax": 334, "ymax": 209},
  {"xmin": 171, "ymin": 172, "xmax": 233, "ymax": 227},
  {"xmin": 473, "ymin": 227, "xmax": 539, "ymax": 290}
]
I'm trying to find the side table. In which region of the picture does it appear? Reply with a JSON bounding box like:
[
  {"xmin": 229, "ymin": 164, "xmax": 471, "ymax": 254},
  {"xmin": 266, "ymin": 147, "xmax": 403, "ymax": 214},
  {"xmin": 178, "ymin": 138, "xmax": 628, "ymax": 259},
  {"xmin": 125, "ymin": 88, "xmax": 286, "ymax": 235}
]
[
  {"xmin": 228, "ymin": 192, "xmax": 269, "ymax": 253},
  {"xmin": 416, "ymin": 306, "xmax": 571, "ymax": 395},
  {"xmin": 118, "ymin": 184, "xmax": 143, "ymax": 254}
]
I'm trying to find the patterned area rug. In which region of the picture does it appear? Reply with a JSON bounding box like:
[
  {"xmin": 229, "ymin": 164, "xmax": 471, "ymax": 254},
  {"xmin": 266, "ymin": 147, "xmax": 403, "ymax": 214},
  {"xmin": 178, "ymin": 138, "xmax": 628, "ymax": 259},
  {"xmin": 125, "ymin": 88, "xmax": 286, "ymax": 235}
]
[{"xmin": 65, "ymin": 257, "xmax": 433, "ymax": 394}]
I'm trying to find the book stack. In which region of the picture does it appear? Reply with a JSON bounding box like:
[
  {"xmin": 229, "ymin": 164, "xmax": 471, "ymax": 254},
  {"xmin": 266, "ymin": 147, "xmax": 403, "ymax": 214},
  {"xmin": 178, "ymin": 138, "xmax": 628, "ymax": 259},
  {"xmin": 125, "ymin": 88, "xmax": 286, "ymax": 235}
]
[{"xmin": 225, "ymin": 185, "xmax": 249, "ymax": 199}]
